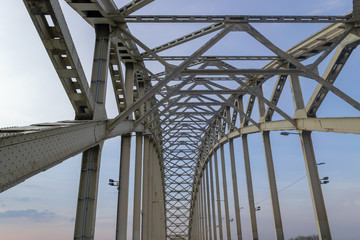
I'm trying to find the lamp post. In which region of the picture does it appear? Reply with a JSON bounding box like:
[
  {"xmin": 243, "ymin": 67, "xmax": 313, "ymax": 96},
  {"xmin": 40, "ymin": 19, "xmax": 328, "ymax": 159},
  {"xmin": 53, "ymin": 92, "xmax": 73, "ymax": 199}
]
[
  {"xmin": 108, "ymin": 179, "xmax": 119, "ymax": 189},
  {"xmin": 280, "ymin": 133, "xmax": 330, "ymax": 184},
  {"xmin": 320, "ymin": 176, "xmax": 330, "ymax": 184},
  {"xmin": 280, "ymin": 131, "xmax": 299, "ymax": 136}
]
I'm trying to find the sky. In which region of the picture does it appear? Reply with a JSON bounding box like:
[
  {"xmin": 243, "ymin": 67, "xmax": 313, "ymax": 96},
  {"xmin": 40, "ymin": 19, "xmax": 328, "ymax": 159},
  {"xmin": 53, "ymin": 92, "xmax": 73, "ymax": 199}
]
[{"xmin": 0, "ymin": 0, "xmax": 360, "ymax": 240}]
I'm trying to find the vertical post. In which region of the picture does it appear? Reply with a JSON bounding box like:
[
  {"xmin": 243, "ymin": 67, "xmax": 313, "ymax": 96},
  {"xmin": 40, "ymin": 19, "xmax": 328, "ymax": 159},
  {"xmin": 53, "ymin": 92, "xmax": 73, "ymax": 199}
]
[
  {"xmin": 133, "ymin": 82, "xmax": 145, "ymax": 239},
  {"xmin": 202, "ymin": 174, "xmax": 209, "ymax": 240},
  {"xmin": 353, "ymin": 0, "xmax": 360, "ymax": 20},
  {"xmin": 289, "ymin": 73, "xmax": 306, "ymax": 118},
  {"xmin": 300, "ymin": 131, "xmax": 331, "ymax": 240},
  {"xmin": 74, "ymin": 146, "xmax": 103, "ymax": 240},
  {"xmin": 132, "ymin": 132, "xmax": 143, "ymax": 240},
  {"xmin": 141, "ymin": 136, "xmax": 150, "ymax": 239},
  {"xmin": 205, "ymin": 165, "xmax": 213, "ymax": 240},
  {"xmin": 229, "ymin": 138, "xmax": 243, "ymax": 239},
  {"xmin": 89, "ymin": 24, "xmax": 110, "ymax": 120},
  {"xmin": 290, "ymin": 72, "xmax": 330, "ymax": 238},
  {"xmin": 209, "ymin": 159, "xmax": 218, "ymax": 240},
  {"xmin": 199, "ymin": 177, "xmax": 205, "ymax": 240},
  {"xmin": 74, "ymin": 24, "xmax": 110, "ymax": 240},
  {"xmin": 262, "ymin": 131, "xmax": 284, "ymax": 240},
  {"xmin": 148, "ymin": 142, "xmax": 155, "ymax": 239},
  {"xmin": 220, "ymin": 144, "xmax": 232, "ymax": 239},
  {"xmin": 196, "ymin": 191, "xmax": 201, "ymax": 239},
  {"xmin": 238, "ymin": 94, "xmax": 259, "ymax": 240},
  {"xmin": 214, "ymin": 150, "xmax": 224, "ymax": 240},
  {"xmin": 116, "ymin": 134, "xmax": 131, "ymax": 240},
  {"xmin": 195, "ymin": 194, "xmax": 200, "ymax": 240},
  {"xmin": 242, "ymin": 135, "xmax": 259, "ymax": 240},
  {"xmin": 116, "ymin": 62, "xmax": 134, "ymax": 240},
  {"xmin": 151, "ymin": 148, "xmax": 164, "ymax": 239},
  {"xmin": 257, "ymin": 85, "xmax": 284, "ymax": 240},
  {"xmin": 193, "ymin": 191, "xmax": 198, "ymax": 239}
]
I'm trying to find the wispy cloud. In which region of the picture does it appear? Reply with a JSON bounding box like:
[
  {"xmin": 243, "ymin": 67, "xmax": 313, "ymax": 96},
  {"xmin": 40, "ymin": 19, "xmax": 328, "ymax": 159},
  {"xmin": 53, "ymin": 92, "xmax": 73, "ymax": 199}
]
[
  {"xmin": 0, "ymin": 209, "xmax": 66, "ymax": 222},
  {"xmin": 13, "ymin": 197, "xmax": 37, "ymax": 202},
  {"xmin": 309, "ymin": 0, "xmax": 347, "ymax": 14},
  {"xmin": 23, "ymin": 184, "xmax": 42, "ymax": 189}
]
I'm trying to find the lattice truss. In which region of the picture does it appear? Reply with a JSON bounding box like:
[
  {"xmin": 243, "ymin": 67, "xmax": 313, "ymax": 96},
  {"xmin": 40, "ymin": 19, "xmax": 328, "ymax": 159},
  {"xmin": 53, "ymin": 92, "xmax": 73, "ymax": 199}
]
[{"xmin": 1, "ymin": 0, "xmax": 360, "ymax": 239}]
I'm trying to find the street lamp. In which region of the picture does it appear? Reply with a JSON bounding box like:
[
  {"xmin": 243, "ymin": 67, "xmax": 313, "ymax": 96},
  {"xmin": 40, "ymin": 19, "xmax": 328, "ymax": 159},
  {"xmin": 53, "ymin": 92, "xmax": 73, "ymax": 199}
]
[
  {"xmin": 280, "ymin": 131, "xmax": 299, "ymax": 136},
  {"xmin": 108, "ymin": 179, "xmax": 119, "ymax": 189},
  {"xmin": 320, "ymin": 176, "xmax": 330, "ymax": 184},
  {"xmin": 280, "ymin": 133, "xmax": 329, "ymax": 183}
]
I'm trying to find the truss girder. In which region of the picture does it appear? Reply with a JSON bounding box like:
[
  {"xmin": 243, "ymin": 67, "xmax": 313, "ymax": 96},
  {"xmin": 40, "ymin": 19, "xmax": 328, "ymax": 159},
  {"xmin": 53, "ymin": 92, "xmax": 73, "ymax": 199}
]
[
  {"xmin": 0, "ymin": 120, "xmax": 141, "ymax": 192},
  {"xmin": 6, "ymin": 1, "xmax": 360, "ymax": 239},
  {"xmin": 124, "ymin": 15, "xmax": 351, "ymax": 23},
  {"xmin": 24, "ymin": 0, "xmax": 94, "ymax": 120}
]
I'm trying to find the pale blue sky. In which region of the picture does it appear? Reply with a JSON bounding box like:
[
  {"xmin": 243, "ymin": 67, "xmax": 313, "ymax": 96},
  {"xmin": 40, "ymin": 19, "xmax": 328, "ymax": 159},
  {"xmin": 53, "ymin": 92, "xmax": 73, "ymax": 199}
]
[{"xmin": 0, "ymin": 1, "xmax": 359, "ymax": 239}]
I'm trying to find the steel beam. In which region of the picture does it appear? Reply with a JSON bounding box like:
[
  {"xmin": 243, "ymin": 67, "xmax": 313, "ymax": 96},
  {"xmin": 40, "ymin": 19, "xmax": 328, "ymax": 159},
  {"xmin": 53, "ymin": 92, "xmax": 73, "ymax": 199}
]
[
  {"xmin": 73, "ymin": 145, "xmax": 103, "ymax": 240},
  {"xmin": 140, "ymin": 23, "xmax": 224, "ymax": 57},
  {"xmin": 181, "ymin": 69, "xmax": 302, "ymax": 76},
  {"xmin": 289, "ymin": 73, "xmax": 306, "ymax": 118},
  {"xmin": 141, "ymin": 136, "xmax": 150, "ymax": 239},
  {"xmin": 219, "ymin": 144, "xmax": 232, "ymax": 239},
  {"xmin": 196, "ymin": 191, "xmax": 201, "ymax": 239},
  {"xmin": 205, "ymin": 165, "xmax": 213, "ymax": 240},
  {"xmin": 244, "ymin": 23, "xmax": 360, "ymax": 113},
  {"xmin": 116, "ymin": 61, "xmax": 135, "ymax": 240},
  {"xmin": 177, "ymin": 90, "xmax": 248, "ymax": 95},
  {"xmin": 147, "ymin": 142, "xmax": 155, "ymax": 239},
  {"xmin": 202, "ymin": 175, "xmax": 208, "ymax": 240},
  {"xmin": 229, "ymin": 138, "xmax": 243, "ymax": 239},
  {"xmin": 132, "ymin": 135, "xmax": 143, "ymax": 240},
  {"xmin": 124, "ymin": 15, "xmax": 350, "ymax": 23},
  {"xmin": 0, "ymin": 119, "xmax": 142, "ymax": 193},
  {"xmin": 24, "ymin": 0, "xmax": 95, "ymax": 119},
  {"xmin": 213, "ymin": 150, "xmax": 223, "ymax": 240},
  {"xmin": 151, "ymin": 145, "xmax": 166, "ymax": 239},
  {"xmin": 116, "ymin": 135, "xmax": 131, "ymax": 240},
  {"xmin": 306, "ymin": 33, "xmax": 360, "ymax": 117},
  {"xmin": 143, "ymin": 55, "xmax": 279, "ymax": 61},
  {"xmin": 262, "ymin": 131, "xmax": 284, "ymax": 240},
  {"xmin": 109, "ymin": 42, "xmax": 127, "ymax": 112},
  {"xmin": 300, "ymin": 131, "xmax": 332, "ymax": 240},
  {"xmin": 66, "ymin": 0, "xmax": 116, "ymax": 27},
  {"xmin": 90, "ymin": 24, "xmax": 110, "ymax": 119},
  {"xmin": 353, "ymin": 0, "xmax": 360, "ymax": 19},
  {"xmin": 107, "ymin": 26, "xmax": 233, "ymax": 131},
  {"xmin": 208, "ymin": 159, "xmax": 218, "ymax": 240},
  {"xmin": 117, "ymin": 0, "xmax": 154, "ymax": 16},
  {"xmin": 74, "ymin": 22, "xmax": 110, "ymax": 240},
  {"xmin": 242, "ymin": 135, "xmax": 259, "ymax": 240}
]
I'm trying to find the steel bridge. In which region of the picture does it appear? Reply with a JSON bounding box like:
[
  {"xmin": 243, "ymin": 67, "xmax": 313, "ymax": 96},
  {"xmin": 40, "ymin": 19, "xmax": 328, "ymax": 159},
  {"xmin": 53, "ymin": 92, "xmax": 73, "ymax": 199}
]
[{"xmin": 1, "ymin": 0, "xmax": 360, "ymax": 239}]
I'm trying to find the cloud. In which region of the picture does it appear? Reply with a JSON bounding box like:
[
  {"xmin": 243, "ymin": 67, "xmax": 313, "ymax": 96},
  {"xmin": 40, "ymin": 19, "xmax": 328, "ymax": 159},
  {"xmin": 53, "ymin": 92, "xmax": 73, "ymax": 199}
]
[
  {"xmin": 0, "ymin": 209, "xmax": 65, "ymax": 222},
  {"xmin": 309, "ymin": 0, "xmax": 347, "ymax": 14},
  {"xmin": 355, "ymin": 200, "xmax": 360, "ymax": 206},
  {"xmin": 23, "ymin": 184, "xmax": 42, "ymax": 189},
  {"xmin": 13, "ymin": 197, "xmax": 37, "ymax": 202}
]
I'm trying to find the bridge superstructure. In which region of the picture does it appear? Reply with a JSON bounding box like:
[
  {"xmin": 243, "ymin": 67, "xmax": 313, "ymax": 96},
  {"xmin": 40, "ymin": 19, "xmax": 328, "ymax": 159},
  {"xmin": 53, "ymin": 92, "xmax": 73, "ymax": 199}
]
[{"xmin": 1, "ymin": 0, "xmax": 360, "ymax": 239}]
